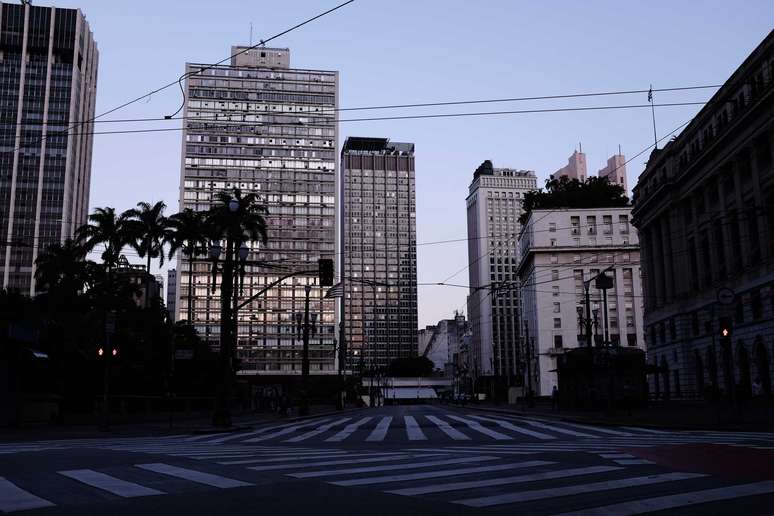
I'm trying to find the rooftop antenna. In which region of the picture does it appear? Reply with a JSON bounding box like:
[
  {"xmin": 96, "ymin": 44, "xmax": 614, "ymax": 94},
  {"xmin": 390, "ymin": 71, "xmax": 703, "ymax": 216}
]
[
  {"xmin": 648, "ymin": 84, "xmax": 658, "ymax": 149},
  {"xmin": 618, "ymin": 144, "xmax": 622, "ymax": 156},
  {"xmin": 249, "ymin": 22, "xmax": 253, "ymax": 46},
  {"xmin": 578, "ymin": 142, "xmax": 582, "ymax": 153}
]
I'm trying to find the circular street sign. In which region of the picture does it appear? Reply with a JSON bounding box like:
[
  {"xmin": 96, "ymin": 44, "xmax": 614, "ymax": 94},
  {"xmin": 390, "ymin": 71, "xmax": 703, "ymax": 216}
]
[{"xmin": 717, "ymin": 287, "xmax": 735, "ymax": 305}]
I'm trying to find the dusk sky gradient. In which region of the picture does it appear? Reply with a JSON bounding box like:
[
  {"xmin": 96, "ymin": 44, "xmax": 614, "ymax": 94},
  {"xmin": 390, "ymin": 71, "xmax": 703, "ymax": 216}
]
[{"xmin": 29, "ymin": 0, "xmax": 774, "ymax": 327}]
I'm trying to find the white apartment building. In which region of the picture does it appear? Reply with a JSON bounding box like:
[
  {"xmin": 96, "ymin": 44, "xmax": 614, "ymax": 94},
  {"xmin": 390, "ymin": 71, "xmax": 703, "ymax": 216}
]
[
  {"xmin": 466, "ymin": 161, "xmax": 537, "ymax": 382},
  {"xmin": 517, "ymin": 207, "xmax": 646, "ymax": 395}
]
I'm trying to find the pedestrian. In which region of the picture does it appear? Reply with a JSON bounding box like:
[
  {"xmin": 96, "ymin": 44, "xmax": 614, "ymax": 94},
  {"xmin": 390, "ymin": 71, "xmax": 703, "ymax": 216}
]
[
  {"xmin": 551, "ymin": 385, "xmax": 559, "ymax": 411},
  {"xmin": 752, "ymin": 377, "xmax": 763, "ymax": 398}
]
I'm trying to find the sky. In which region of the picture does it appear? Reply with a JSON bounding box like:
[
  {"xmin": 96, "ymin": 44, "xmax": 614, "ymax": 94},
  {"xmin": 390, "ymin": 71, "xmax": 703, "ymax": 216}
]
[{"xmin": 28, "ymin": 0, "xmax": 774, "ymax": 327}]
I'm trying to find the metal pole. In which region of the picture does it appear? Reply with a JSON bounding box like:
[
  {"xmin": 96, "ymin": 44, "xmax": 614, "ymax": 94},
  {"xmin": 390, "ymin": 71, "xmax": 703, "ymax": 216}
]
[
  {"xmin": 603, "ymin": 286, "xmax": 610, "ymax": 346},
  {"xmin": 213, "ymin": 238, "xmax": 234, "ymax": 428},
  {"xmin": 584, "ymin": 280, "xmax": 593, "ymax": 348},
  {"xmin": 300, "ymin": 284, "xmax": 311, "ymax": 415}
]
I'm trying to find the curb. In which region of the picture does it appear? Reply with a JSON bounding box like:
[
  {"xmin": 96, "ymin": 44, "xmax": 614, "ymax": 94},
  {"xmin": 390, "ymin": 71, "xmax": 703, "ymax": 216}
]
[{"xmin": 455, "ymin": 404, "xmax": 774, "ymax": 433}]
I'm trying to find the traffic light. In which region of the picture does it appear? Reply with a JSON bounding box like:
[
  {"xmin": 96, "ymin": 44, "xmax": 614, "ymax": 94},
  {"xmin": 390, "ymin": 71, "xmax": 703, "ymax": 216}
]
[
  {"xmin": 319, "ymin": 258, "xmax": 334, "ymax": 286},
  {"xmin": 719, "ymin": 317, "xmax": 732, "ymax": 338}
]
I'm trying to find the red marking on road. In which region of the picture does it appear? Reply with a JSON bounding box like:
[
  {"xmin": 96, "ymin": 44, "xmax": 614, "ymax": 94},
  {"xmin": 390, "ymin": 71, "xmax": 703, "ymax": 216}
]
[{"xmin": 624, "ymin": 444, "xmax": 774, "ymax": 479}]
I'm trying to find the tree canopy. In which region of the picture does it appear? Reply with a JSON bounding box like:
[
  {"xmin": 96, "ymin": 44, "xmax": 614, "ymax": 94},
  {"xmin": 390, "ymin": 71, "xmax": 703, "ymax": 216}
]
[{"xmin": 519, "ymin": 176, "xmax": 630, "ymax": 224}]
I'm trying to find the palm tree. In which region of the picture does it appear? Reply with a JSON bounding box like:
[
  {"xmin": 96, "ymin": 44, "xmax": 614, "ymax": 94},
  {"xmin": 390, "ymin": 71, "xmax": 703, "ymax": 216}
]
[
  {"xmin": 75, "ymin": 207, "xmax": 133, "ymax": 272},
  {"xmin": 125, "ymin": 201, "xmax": 171, "ymax": 307},
  {"xmin": 167, "ymin": 208, "xmax": 209, "ymax": 323},
  {"xmin": 207, "ymin": 189, "xmax": 268, "ymax": 248},
  {"xmin": 34, "ymin": 239, "xmax": 99, "ymax": 298}
]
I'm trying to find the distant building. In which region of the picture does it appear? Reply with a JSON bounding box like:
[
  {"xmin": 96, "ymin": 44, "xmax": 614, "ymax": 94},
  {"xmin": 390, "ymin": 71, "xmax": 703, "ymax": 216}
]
[
  {"xmin": 167, "ymin": 268, "xmax": 177, "ymax": 322},
  {"xmin": 418, "ymin": 313, "xmax": 469, "ymax": 376},
  {"xmin": 115, "ymin": 256, "xmax": 162, "ymax": 308},
  {"xmin": 518, "ymin": 207, "xmax": 645, "ymax": 395},
  {"xmin": 598, "ymin": 153, "xmax": 628, "ymax": 193},
  {"xmin": 552, "ymin": 150, "xmax": 587, "ymax": 182},
  {"xmin": 341, "ymin": 137, "xmax": 417, "ymax": 370},
  {"xmin": 465, "ymin": 160, "xmax": 537, "ymax": 388},
  {"xmin": 632, "ymin": 30, "xmax": 774, "ymax": 399},
  {"xmin": 177, "ymin": 46, "xmax": 338, "ymax": 375},
  {"xmin": 0, "ymin": 2, "xmax": 99, "ymax": 295}
]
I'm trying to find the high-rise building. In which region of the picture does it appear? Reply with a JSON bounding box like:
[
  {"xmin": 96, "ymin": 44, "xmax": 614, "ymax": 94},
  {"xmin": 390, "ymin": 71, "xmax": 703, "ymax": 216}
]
[
  {"xmin": 517, "ymin": 207, "xmax": 645, "ymax": 395},
  {"xmin": 178, "ymin": 46, "xmax": 338, "ymax": 375},
  {"xmin": 552, "ymin": 150, "xmax": 587, "ymax": 181},
  {"xmin": 465, "ymin": 160, "xmax": 537, "ymax": 385},
  {"xmin": 0, "ymin": 2, "xmax": 98, "ymax": 295},
  {"xmin": 598, "ymin": 153, "xmax": 628, "ymax": 193},
  {"xmin": 167, "ymin": 268, "xmax": 177, "ymax": 322},
  {"xmin": 341, "ymin": 137, "xmax": 416, "ymax": 370}
]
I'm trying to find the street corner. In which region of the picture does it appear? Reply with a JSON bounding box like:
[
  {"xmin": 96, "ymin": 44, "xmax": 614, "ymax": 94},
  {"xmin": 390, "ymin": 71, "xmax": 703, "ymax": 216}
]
[{"xmin": 622, "ymin": 443, "xmax": 774, "ymax": 480}]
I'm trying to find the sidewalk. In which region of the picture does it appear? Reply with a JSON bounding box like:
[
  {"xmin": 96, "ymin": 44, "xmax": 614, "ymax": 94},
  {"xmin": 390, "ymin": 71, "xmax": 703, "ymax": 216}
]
[
  {"xmin": 0, "ymin": 404, "xmax": 362, "ymax": 442},
  {"xmin": 456, "ymin": 399, "xmax": 774, "ymax": 432}
]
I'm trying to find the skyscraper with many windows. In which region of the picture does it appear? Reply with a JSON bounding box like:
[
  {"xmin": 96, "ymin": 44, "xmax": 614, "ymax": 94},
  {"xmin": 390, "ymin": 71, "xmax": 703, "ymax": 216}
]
[
  {"xmin": 0, "ymin": 2, "xmax": 98, "ymax": 294},
  {"xmin": 341, "ymin": 137, "xmax": 417, "ymax": 370},
  {"xmin": 466, "ymin": 161, "xmax": 536, "ymax": 387},
  {"xmin": 178, "ymin": 46, "xmax": 338, "ymax": 375}
]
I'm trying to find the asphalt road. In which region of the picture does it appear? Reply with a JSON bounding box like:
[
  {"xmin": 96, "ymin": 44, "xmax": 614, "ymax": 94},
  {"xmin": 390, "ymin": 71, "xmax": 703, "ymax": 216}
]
[{"xmin": 2, "ymin": 404, "xmax": 774, "ymax": 515}]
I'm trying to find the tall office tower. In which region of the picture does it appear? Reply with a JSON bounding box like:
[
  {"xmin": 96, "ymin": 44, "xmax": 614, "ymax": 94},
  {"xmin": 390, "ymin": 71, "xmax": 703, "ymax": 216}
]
[
  {"xmin": 552, "ymin": 149, "xmax": 587, "ymax": 181},
  {"xmin": 598, "ymin": 153, "xmax": 628, "ymax": 193},
  {"xmin": 178, "ymin": 46, "xmax": 338, "ymax": 375},
  {"xmin": 465, "ymin": 160, "xmax": 537, "ymax": 386},
  {"xmin": 341, "ymin": 137, "xmax": 417, "ymax": 370},
  {"xmin": 0, "ymin": 2, "xmax": 98, "ymax": 294}
]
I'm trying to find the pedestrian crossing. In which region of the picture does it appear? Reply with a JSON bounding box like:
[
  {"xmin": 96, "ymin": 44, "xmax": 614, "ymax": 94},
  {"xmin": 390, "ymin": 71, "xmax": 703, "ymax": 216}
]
[{"xmin": 2, "ymin": 443, "xmax": 774, "ymax": 513}]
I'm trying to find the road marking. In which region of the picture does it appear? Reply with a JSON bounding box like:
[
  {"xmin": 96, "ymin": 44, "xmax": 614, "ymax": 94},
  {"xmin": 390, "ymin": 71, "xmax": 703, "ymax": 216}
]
[
  {"xmin": 598, "ymin": 453, "xmax": 635, "ymax": 459},
  {"xmin": 456, "ymin": 472, "xmax": 705, "ymax": 507},
  {"xmin": 243, "ymin": 418, "xmax": 334, "ymax": 443},
  {"xmin": 545, "ymin": 420, "xmax": 635, "ymax": 437},
  {"xmin": 0, "ymin": 477, "xmax": 55, "ymax": 512},
  {"xmin": 404, "ymin": 416, "xmax": 428, "ymax": 441},
  {"xmin": 247, "ymin": 453, "xmax": 418, "ymax": 471},
  {"xmin": 514, "ymin": 418, "xmax": 598, "ymax": 438},
  {"xmin": 332, "ymin": 460, "xmax": 551, "ymax": 487},
  {"xmin": 386, "ymin": 465, "xmax": 621, "ymax": 496},
  {"xmin": 614, "ymin": 459, "xmax": 655, "ymax": 465},
  {"xmin": 470, "ymin": 415, "xmax": 556, "ymax": 440},
  {"xmin": 552, "ymin": 480, "xmax": 774, "ymax": 516},
  {"xmin": 365, "ymin": 416, "xmax": 392, "ymax": 442},
  {"xmin": 218, "ymin": 452, "xmax": 353, "ymax": 465},
  {"xmin": 620, "ymin": 426, "xmax": 671, "ymax": 435},
  {"xmin": 193, "ymin": 419, "xmax": 326, "ymax": 444},
  {"xmin": 425, "ymin": 415, "xmax": 470, "ymax": 440},
  {"xmin": 59, "ymin": 469, "xmax": 164, "ymax": 497},
  {"xmin": 284, "ymin": 417, "xmax": 352, "ymax": 443},
  {"xmin": 445, "ymin": 415, "xmax": 512, "ymax": 440},
  {"xmin": 288, "ymin": 455, "xmax": 499, "ymax": 479},
  {"xmin": 325, "ymin": 417, "xmax": 373, "ymax": 442},
  {"xmin": 136, "ymin": 463, "xmax": 252, "ymax": 488},
  {"xmin": 410, "ymin": 447, "xmax": 536, "ymax": 456}
]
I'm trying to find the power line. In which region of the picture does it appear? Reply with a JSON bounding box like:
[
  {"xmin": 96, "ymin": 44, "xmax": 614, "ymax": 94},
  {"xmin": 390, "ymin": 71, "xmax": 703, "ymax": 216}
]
[{"xmin": 4, "ymin": 0, "xmax": 356, "ymax": 154}]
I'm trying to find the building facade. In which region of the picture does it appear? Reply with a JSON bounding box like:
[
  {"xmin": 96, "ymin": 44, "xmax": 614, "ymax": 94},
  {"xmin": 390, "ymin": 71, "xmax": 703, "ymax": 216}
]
[
  {"xmin": 599, "ymin": 153, "xmax": 629, "ymax": 193},
  {"xmin": 418, "ymin": 313, "xmax": 468, "ymax": 376},
  {"xmin": 632, "ymin": 31, "xmax": 774, "ymax": 399},
  {"xmin": 341, "ymin": 137, "xmax": 416, "ymax": 371},
  {"xmin": 0, "ymin": 2, "xmax": 98, "ymax": 295},
  {"xmin": 552, "ymin": 150, "xmax": 587, "ymax": 181},
  {"xmin": 177, "ymin": 46, "xmax": 338, "ymax": 375},
  {"xmin": 465, "ymin": 160, "xmax": 537, "ymax": 383},
  {"xmin": 518, "ymin": 207, "xmax": 645, "ymax": 395},
  {"xmin": 167, "ymin": 268, "xmax": 177, "ymax": 322}
]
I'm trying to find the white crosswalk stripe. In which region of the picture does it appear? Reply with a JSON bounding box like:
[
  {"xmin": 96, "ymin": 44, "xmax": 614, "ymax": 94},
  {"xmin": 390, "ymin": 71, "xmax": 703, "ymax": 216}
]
[
  {"xmin": 445, "ymin": 415, "xmax": 513, "ymax": 440},
  {"xmin": 0, "ymin": 477, "xmax": 55, "ymax": 512},
  {"xmin": 404, "ymin": 415, "xmax": 427, "ymax": 441},
  {"xmin": 470, "ymin": 415, "xmax": 556, "ymax": 440},
  {"xmin": 284, "ymin": 417, "xmax": 352, "ymax": 443},
  {"xmin": 425, "ymin": 415, "xmax": 471, "ymax": 440},
  {"xmin": 219, "ymin": 451, "xmax": 352, "ymax": 465},
  {"xmin": 511, "ymin": 417, "xmax": 599, "ymax": 438},
  {"xmin": 243, "ymin": 418, "xmax": 334, "ymax": 443},
  {"xmin": 247, "ymin": 453, "xmax": 424, "ymax": 472},
  {"xmin": 325, "ymin": 416, "xmax": 373, "ymax": 442},
  {"xmin": 288, "ymin": 455, "xmax": 499, "ymax": 479},
  {"xmin": 365, "ymin": 416, "xmax": 392, "ymax": 442},
  {"xmin": 385, "ymin": 465, "xmax": 621, "ymax": 496},
  {"xmin": 59, "ymin": 469, "xmax": 164, "ymax": 497},
  {"xmin": 455, "ymin": 472, "xmax": 706, "ymax": 507},
  {"xmin": 136, "ymin": 463, "xmax": 252, "ymax": 488}
]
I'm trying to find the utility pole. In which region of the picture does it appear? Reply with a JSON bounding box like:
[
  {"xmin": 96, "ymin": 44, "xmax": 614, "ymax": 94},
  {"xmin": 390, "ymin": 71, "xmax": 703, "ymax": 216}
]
[{"xmin": 300, "ymin": 284, "xmax": 311, "ymax": 416}]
